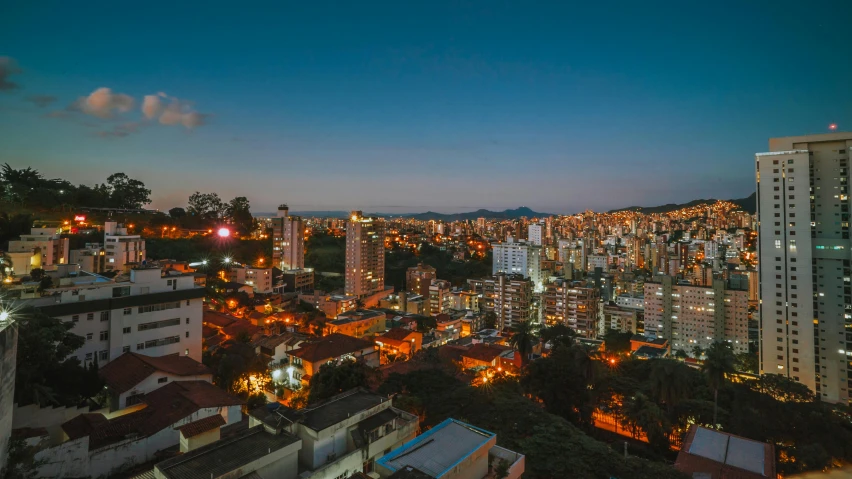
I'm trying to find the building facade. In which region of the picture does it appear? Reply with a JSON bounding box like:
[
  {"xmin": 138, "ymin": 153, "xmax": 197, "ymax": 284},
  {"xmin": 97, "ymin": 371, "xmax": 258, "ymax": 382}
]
[
  {"xmin": 543, "ymin": 279, "xmax": 600, "ymax": 337},
  {"xmin": 756, "ymin": 133, "xmax": 852, "ymax": 403},
  {"xmin": 429, "ymin": 279, "xmax": 452, "ymax": 315},
  {"xmin": 7, "ymin": 227, "xmax": 69, "ymax": 270},
  {"xmin": 491, "ymin": 238, "xmax": 542, "ymax": 292},
  {"xmin": 229, "ymin": 266, "xmax": 273, "ymax": 293},
  {"xmin": 469, "ymin": 274, "xmax": 533, "ymax": 331},
  {"xmin": 406, "ymin": 263, "xmax": 436, "ymax": 297},
  {"xmin": 644, "ymin": 276, "xmax": 749, "ymax": 356},
  {"xmin": 345, "ymin": 211, "xmax": 386, "ymax": 298},
  {"xmin": 104, "ymin": 222, "xmax": 145, "ymax": 271},
  {"xmin": 272, "ymin": 205, "xmax": 304, "ymax": 271}
]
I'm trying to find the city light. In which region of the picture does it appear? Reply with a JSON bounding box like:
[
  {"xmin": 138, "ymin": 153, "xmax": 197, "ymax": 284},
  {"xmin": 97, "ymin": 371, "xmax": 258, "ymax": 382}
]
[
  {"xmin": 218, "ymin": 227, "xmax": 230, "ymax": 237},
  {"xmin": 0, "ymin": 311, "xmax": 9, "ymax": 323},
  {"xmin": 223, "ymin": 257, "xmax": 231, "ymax": 264}
]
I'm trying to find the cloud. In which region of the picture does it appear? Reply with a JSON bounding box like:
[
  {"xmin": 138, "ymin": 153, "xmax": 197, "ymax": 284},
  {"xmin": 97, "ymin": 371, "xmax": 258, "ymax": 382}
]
[
  {"xmin": 95, "ymin": 122, "xmax": 143, "ymax": 138},
  {"xmin": 71, "ymin": 87, "xmax": 134, "ymax": 118},
  {"xmin": 143, "ymin": 92, "xmax": 208, "ymax": 129},
  {"xmin": 0, "ymin": 56, "xmax": 22, "ymax": 91},
  {"xmin": 25, "ymin": 95, "xmax": 58, "ymax": 108}
]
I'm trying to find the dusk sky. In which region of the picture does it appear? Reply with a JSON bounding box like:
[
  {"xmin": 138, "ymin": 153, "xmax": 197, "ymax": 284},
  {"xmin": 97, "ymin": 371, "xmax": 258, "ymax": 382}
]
[{"xmin": 1, "ymin": 1, "xmax": 850, "ymax": 214}]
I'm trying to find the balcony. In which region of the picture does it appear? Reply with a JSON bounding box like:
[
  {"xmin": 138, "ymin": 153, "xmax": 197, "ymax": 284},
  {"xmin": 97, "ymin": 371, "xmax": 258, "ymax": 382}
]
[{"xmin": 487, "ymin": 445, "xmax": 525, "ymax": 479}]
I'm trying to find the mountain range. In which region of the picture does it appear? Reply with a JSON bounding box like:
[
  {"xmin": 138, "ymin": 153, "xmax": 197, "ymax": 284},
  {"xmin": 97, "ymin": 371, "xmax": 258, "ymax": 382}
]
[{"xmin": 254, "ymin": 193, "xmax": 757, "ymax": 220}]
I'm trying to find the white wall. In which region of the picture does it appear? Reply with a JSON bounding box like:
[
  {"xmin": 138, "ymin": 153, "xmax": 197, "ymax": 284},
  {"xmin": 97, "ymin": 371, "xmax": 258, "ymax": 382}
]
[{"xmin": 118, "ymin": 371, "xmax": 212, "ymax": 410}]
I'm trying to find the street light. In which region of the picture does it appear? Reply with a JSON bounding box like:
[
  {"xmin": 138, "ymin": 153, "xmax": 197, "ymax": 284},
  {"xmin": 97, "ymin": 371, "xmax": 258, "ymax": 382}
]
[{"xmin": 224, "ymin": 257, "xmax": 231, "ymax": 264}]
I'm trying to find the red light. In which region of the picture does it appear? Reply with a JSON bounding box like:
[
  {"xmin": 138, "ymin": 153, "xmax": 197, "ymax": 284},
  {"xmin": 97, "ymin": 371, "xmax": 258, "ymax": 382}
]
[
  {"xmin": 217, "ymin": 227, "xmax": 230, "ymax": 238},
  {"xmin": 74, "ymin": 215, "xmax": 86, "ymax": 222},
  {"xmin": 829, "ymin": 123, "xmax": 838, "ymax": 131}
]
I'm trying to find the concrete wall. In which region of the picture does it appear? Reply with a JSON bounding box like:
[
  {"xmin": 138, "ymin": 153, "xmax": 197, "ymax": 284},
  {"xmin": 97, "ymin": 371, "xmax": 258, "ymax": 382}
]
[
  {"xmin": 0, "ymin": 323, "xmax": 18, "ymax": 472},
  {"xmin": 13, "ymin": 403, "xmax": 92, "ymax": 445},
  {"xmin": 181, "ymin": 427, "xmax": 220, "ymax": 453}
]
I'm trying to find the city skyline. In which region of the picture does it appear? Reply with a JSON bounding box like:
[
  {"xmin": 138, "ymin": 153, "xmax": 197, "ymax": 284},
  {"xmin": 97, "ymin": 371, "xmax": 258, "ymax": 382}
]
[{"xmin": 2, "ymin": 1, "xmax": 851, "ymax": 214}]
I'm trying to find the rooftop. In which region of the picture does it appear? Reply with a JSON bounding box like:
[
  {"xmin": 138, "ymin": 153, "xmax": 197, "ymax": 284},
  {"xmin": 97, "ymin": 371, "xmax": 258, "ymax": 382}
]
[
  {"xmin": 299, "ymin": 389, "xmax": 389, "ymax": 432},
  {"xmin": 675, "ymin": 426, "xmax": 775, "ymax": 478},
  {"xmin": 176, "ymin": 414, "xmax": 226, "ymax": 439},
  {"xmin": 99, "ymin": 352, "xmax": 212, "ymax": 394},
  {"xmin": 289, "ymin": 333, "xmax": 375, "ymax": 362},
  {"xmin": 155, "ymin": 425, "xmax": 300, "ymax": 479},
  {"xmin": 377, "ymin": 418, "xmax": 494, "ymax": 478},
  {"xmin": 331, "ymin": 309, "xmax": 385, "ymax": 324}
]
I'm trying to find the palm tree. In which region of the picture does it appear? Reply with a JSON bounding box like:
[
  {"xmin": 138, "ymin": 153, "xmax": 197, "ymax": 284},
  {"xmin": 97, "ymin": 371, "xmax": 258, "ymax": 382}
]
[
  {"xmin": 702, "ymin": 341, "xmax": 736, "ymax": 427},
  {"xmin": 649, "ymin": 359, "xmax": 690, "ymax": 414},
  {"xmin": 509, "ymin": 320, "xmax": 539, "ymax": 366},
  {"xmin": 621, "ymin": 392, "xmax": 668, "ymax": 447}
]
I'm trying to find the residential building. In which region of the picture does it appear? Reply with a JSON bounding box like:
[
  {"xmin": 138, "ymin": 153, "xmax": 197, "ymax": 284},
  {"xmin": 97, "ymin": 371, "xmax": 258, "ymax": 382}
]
[
  {"xmin": 26, "ymin": 266, "xmax": 204, "ymax": 366},
  {"xmin": 615, "ymin": 293, "xmax": 644, "ymax": 310},
  {"xmin": 104, "ymin": 221, "xmax": 145, "ymax": 271},
  {"xmin": 675, "ymin": 426, "xmax": 775, "ymax": 479},
  {"xmin": 376, "ymin": 418, "xmax": 524, "ymax": 479},
  {"xmin": 272, "ymin": 204, "xmax": 305, "ymax": 270},
  {"xmin": 33, "ymin": 381, "xmax": 243, "ymax": 479},
  {"xmin": 543, "ymin": 279, "xmax": 600, "ymax": 337},
  {"xmin": 756, "ymin": 132, "xmax": 852, "ymax": 403},
  {"xmin": 376, "ymin": 328, "xmax": 422, "ymax": 362},
  {"xmin": 98, "ymin": 352, "xmax": 213, "ymax": 411},
  {"xmin": 603, "ymin": 303, "xmax": 641, "ymax": 334},
  {"xmin": 287, "ymin": 333, "xmax": 379, "ymax": 387},
  {"xmin": 325, "ymin": 309, "xmax": 386, "ymax": 338},
  {"xmin": 282, "ymin": 268, "xmax": 314, "ymax": 292},
  {"xmin": 428, "ymin": 279, "xmax": 452, "ymax": 315},
  {"xmin": 154, "ymin": 389, "xmax": 418, "ymax": 479},
  {"xmin": 469, "ymin": 274, "xmax": 533, "ymax": 330},
  {"xmin": 69, "ymin": 243, "xmax": 107, "ymax": 273},
  {"xmin": 492, "ymin": 238, "xmax": 542, "ymax": 291},
  {"xmin": 528, "ymin": 222, "xmax": 543, "ymax": 246},
  {"xmin": 7, "ymin": 227, "xmax": 69, "ymax": 270},
  {"xmin": 406, "ymin": 263, "xmax": 436, "ymax": 297},
  {"xmin": 229, "ymin": 265, "xmax": 274, "ymax": 293},
  {"xmin": 345, "ymin": 211, "xmax": 386, "ymax": 298},
  {"xmin": 643, "ymin": 276, "xmax": 749, "ymax": 356},
  {"xmin": 298, "ymin": 290, "xmax": 358, "ymax": 318}
]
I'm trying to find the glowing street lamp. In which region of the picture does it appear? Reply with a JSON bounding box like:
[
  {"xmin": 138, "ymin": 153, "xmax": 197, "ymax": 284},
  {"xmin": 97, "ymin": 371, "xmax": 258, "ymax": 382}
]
[
  {"xmin": 223, "ymin": 257, "xmax": 231, "ymax": 264},
  {"xmin": 217, "ymin": 227, "xmax": 230, "ymax": 238}
]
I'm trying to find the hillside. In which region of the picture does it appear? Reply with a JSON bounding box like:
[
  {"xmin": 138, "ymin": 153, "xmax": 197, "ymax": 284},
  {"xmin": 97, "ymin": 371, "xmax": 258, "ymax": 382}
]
[{"xmin": 608, "ymin": 192, "xmax": 756, "ymax": 215}]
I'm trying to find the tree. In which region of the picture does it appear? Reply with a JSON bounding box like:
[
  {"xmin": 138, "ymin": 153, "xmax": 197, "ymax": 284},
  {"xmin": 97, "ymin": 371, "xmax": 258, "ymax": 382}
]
[
  {"xmin": 702, "ymin": 341, "xmax": 735, "ymax": 426},
  {"xmin": 308, "ymin": 360, "xmax": 374, "ymax": 404},
  {"xmin": 521, "ymin": 344, "xmax": 596, "ymax": 426},
  {"xmin": 602, "ymin": 328, "xmax": 632, "ymax": 355},
  {"xmin": 754, "ymin": 374, "xmax": 815, "ymax": 403},
  {"xmin": 0, "ymin": 252, "xmax": 13, "ymax": 282},
  {"xmin": 734, "ymin": 351, "xmax": 758, "ymax": 374},
  {"xmin": 539, "ymin": 323, "xmax": 576, "ymax": 350},
  {"xmin": 187, "ymin": 192, "xmax": 225, "ymax": 221},
  {"xmin": 14, "ymin": 307, "xmax": 97, "ymax": 406},
  {"xmin": 169, "ymin": 207, "xmax": 187, "ymax": 219},
  {"xmin": 225, "ymin": 196, "xmax": 256, "ymax": 237},
  {"xmin": 673, "ymin": 349, "xmax": 688, "ymax": 359},
  {"xmin": 691, "ymin": 345, "xmax": 704, "ymax": 359},
  {"xmin": 509, "ymin": 320, "xmax": 539, "ymax": 364},
  {"xmin": 648, "ymin": 360, "xmax": 691, "ymax": 414},
  {"xmin": 106, "ymin": 173, "xmax": 151, "ymax": 209},
  {"xmin": 621, "ymin": 392, "xmax": 670, "ymax": 451}
]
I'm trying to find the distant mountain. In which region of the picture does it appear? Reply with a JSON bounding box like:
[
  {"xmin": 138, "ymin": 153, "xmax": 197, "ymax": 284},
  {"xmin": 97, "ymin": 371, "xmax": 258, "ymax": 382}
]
[
  {"xmin": 609, "ymin": 192, "xmax": 756, "ymax": 215},
  {"xmin": 404, "ymin": 207, "xmax": 553, "ymax": 221}
]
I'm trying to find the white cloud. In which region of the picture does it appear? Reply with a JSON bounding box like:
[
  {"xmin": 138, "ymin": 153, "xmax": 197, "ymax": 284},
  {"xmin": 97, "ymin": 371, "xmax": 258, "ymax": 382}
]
[
  {"xmin": 147, "ymin": 93, "xmax": 208, "ymax": 129},
  {"xmin": 73, "ymin": 87, "xmax": 134, "ymax": 118}
]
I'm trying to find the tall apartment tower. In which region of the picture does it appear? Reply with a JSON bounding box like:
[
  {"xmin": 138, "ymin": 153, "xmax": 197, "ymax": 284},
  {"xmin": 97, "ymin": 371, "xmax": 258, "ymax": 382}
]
[
  {"xmin": 756, "ymin": 132, "xmax": 852, "ymax": 404},
  {"xmin": 345, "ymin": 211, "xmax": 386, "ymax": 298},
  {"xmin": 528, "ymin": 222, "xmax": 543, "ymax": 246},
  {"xmin": 272, "ymin": 205, "xmax": 304, "ymax": 270},
  {"xmin": 492, "ymin": 238, "xmax": 543, "ymax": 292}
]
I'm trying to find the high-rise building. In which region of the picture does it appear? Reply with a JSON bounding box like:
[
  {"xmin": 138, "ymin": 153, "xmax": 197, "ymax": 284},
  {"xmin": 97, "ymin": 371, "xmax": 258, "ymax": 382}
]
[
  {"xmin": 528, "ymin": 222, "xmax": 543, "ymax": 246},
  {"xmin": 271, "ymin": 204, "xmax": 304, "ymax": 270},
  {"xmin": 406, "ymin": 263, "xmax": 436, "ymax": 297},
  {"xmin": 492, "ymin": 238, "xmax": 542, "ymax": 291},
  {"xmin": 429, "ymin": 279, "xmax": 452, "ymax": 315},
  {"xmin": 345, "ymin": 211, "xmax": 386, "ymax": 298},
  {"xmin": 543, "ymin": 279, "xmax": 600, "ymax": 337},
  {"xmin": 644, "ymin": 276, "xmax": 749, "ymax": 356},
  {"xmin": 756, "ymin": 132, "xmax": 852, "ymax": 403}
]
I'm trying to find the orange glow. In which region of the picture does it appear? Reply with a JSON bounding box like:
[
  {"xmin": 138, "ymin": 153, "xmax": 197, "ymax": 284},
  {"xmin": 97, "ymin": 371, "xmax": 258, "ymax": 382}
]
[{"xmin": 829, "ymin": 123, "xmax": 838, "ymax": 130}]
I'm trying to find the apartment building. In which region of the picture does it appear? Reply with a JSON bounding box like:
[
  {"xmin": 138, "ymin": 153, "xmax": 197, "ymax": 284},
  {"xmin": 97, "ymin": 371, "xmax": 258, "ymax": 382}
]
[
  {"xmin": 272, "ymin": 204, "xmax": 304, "ymax": 270},
  {"xmin": 492, "ymin": 238, "xmax": 542, "ymax": 292},
  {"xmin": 7, "ymin": 227, "xmax": 69, "ymax": 271},
  {"xmin": 543, "ymin": 279, "xmax": 600, "ymax": 337},
  {"xmin": 229, "ymin": 265, "xmax": 273, "ymax": 293},
  {"xmin": 104, "ymin": 221, "xmax": 145, "ymax": 271},
  {"xmin": 27, "ymin": 266, "xmax": 204, "ymax": 366},
  {"xmin": 345, "ymin": 211, "xmax": 386, "ymax": 298},
  {"xmin": 468, "ymin": 273, "xmax": 533, "ymax": 331},
  {"xmin": 429, "ymin": 279, "xmax": 452, "ymax": 315},
  {"xmin": 406, "ymin": 263, "xmax": 436, "ymax": 296},
  {"xmin": 643, "ymin": 276, "xmax": 749, "ymax": 356},
  {"xmin": 756, "ymin": 132, "xmax": 852, "ymax": 403}
]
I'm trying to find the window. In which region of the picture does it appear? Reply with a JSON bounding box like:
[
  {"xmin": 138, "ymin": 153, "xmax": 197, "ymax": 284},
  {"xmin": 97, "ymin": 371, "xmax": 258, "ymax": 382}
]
[
  {"xmin": 99, "ymin": 331, "xmax": 109, "ymax": 341},
  {"xmin": 123, "ymin": 327, "xmax": 131, "ymax": 334},
  {"xmin": 137, "ymin": 343, "xmax": 144, "ymax": 350},
  {"xmin": 122, "ymin": 346, "xmax": 130, "ymax": 353},
  {"xmin": 99, "ymin": 350, "xmax": 109, "ymax": 361},
  {"xmin": 140, "ymin": 336, "xmax": 181, "ymax": 349},
  {"xmin": 775, "ymin": 240, "xmax": 782, "ymax": 249},
  {"xmin": 100, "ymin": 311, "xmax": 110, "ymax": 321},
  {"xmin": 185, "ymin": 318, "xmax": 190, "ymax": 324},
  {"xmin": 138, "ymin": 318, "xmax": 181, "ymax": 331},
  {"xmin": 185, "ymin": 331, "xmax": 190, "ymax": 338},
  {"xmin": 186, "ymin": 300, "xmax": 190, "ymax": 306},
  {"xmin": 138, "ymin": 302, "xmax": 181, "ymax": 314},
  {"xmin": 123, "ymin": 308, "xmax": 132, "ymax": 315},
  {"xmin": 86, "ymin": 333, "xmax": 93, "ymax": 340},
  {"xmin": 85, "ymin": 352, "xmax": 93, "ymax": 360},
  {"xmin": 112, "ymin": 286, "xmax": 131, "ymax": 298},
  {"xmin": 158, "ymin": 377, "xmax": 168, "ymax": 384},
  {"xmin": 72, "ymin": 315, "xmax": 79, "ymax": 322},
  {"xmin": 87, "ymin": 313, "xmax": 94, "ymax": 321}
]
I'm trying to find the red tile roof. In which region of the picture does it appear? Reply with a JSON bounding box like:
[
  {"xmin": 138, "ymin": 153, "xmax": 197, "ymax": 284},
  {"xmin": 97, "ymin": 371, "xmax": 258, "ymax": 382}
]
[
  {"xmin": 99, "ymin": 353, "xmax": 212, "ymax": 394},
  {"xmin": 438, "ymin": 345, "xmax": 470, "ymax": 363},
  {"xmin": 462, "ymin": 343, "xmax": 512, "ymax": 363},
  {"xmin": 202, "ymin": 310, "xmax": 238, "ymax": 328},
  {"xmin": 289, "ymin": 333, "xmax": 376, "ymax": 362},
  {"xmin": 86, "ymin": 381, "xmax": 242, "ymax": 450},
  {"xmin": 176, "ymin": 414, "xmax": 226, "ymax": 438},
  {"xmin": 61, "ymin": 413, "xmax": 108, "ymax": 440},
  {"xmin": 379, "ymin": 328, "xmax": 418, "ymax": 342}
]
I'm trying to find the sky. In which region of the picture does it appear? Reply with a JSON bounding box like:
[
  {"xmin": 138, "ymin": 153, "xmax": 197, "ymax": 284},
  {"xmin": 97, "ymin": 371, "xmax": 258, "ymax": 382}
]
[{"xmin": 1, "ymin": 0, "xmax": 850, "ymax": 215}]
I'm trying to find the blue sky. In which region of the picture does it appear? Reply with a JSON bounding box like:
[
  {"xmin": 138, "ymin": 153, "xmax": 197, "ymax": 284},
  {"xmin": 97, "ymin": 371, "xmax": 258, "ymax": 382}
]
[{"xmin": 1, "ymin": 0, "xmax": 850, "ymax": 214}]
